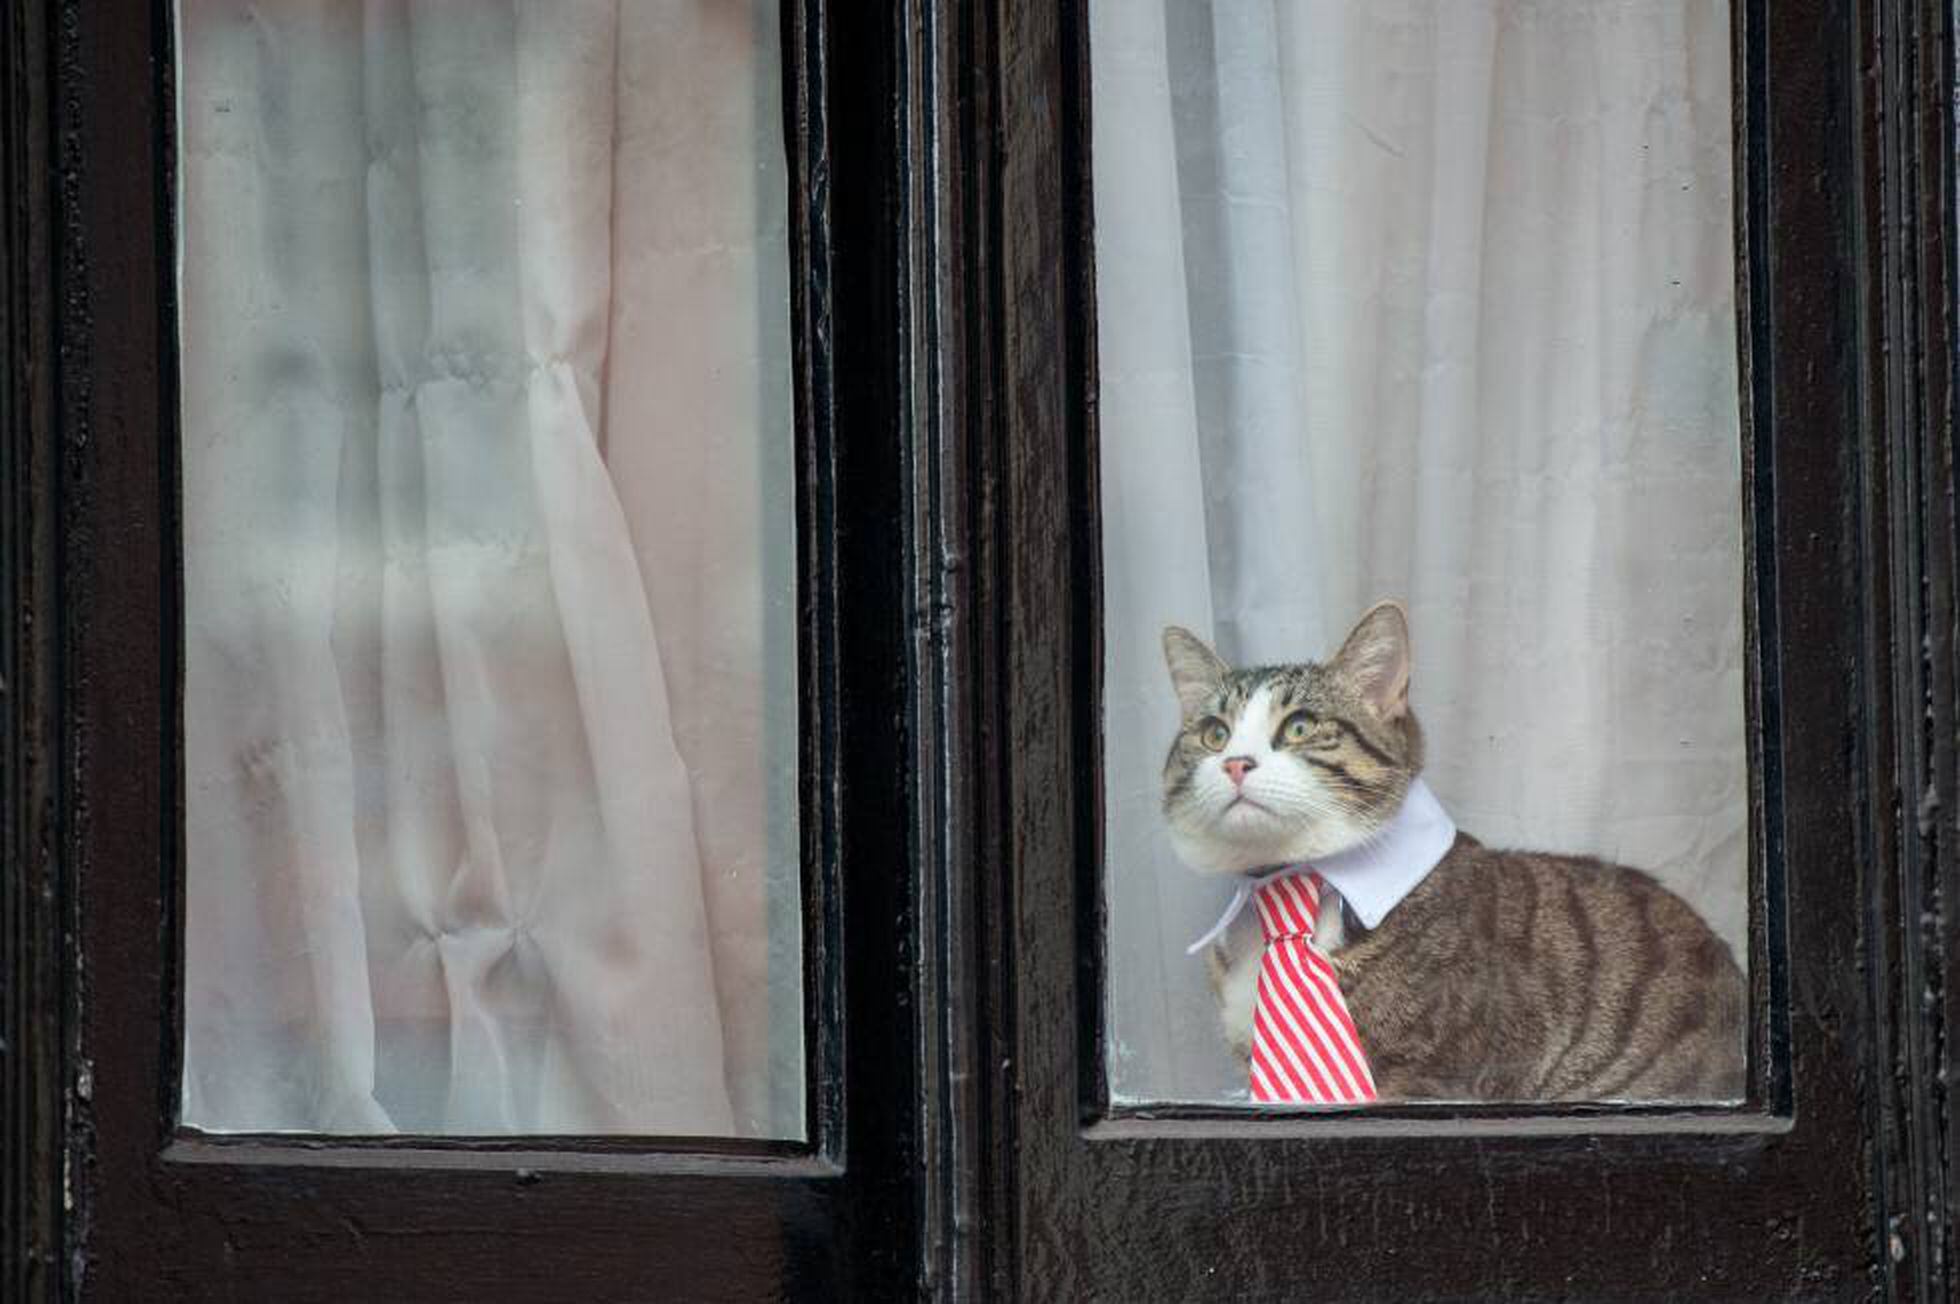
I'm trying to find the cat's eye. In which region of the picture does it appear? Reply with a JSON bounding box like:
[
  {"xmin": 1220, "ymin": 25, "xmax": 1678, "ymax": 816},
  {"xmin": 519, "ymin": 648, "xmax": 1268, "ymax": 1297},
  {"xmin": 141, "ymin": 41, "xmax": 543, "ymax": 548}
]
[
  {"xmin": 1198, "ymin": 718, "xmax": 1231, "ymax": 751},
  {"xmin": 1279, "ymin": 713, "xmax": 1319, "ymax": 747}
]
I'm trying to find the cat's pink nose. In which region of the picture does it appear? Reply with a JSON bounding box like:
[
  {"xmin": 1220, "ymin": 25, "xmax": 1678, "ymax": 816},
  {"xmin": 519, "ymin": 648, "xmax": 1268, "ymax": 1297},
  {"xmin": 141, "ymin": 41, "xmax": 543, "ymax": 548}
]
[{"xmin": 1223, "ymin": 756, "xmax": 1258, "ymax": 787}]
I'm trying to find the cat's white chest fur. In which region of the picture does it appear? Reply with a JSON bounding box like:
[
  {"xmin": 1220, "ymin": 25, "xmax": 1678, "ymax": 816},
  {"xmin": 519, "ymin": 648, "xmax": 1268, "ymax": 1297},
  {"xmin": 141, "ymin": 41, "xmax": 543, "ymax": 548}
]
[{"xmin": 1209, "ymin": 888, "xmax": 1347, "ymax": 1062}]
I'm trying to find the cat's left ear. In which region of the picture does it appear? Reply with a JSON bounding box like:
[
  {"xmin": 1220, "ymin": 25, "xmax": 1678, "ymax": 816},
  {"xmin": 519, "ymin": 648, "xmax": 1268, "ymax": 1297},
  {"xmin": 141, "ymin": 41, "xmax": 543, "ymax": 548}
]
[{"xmin": 1333, "ymin": 600, "xmax": 1412, "ymax": 720}]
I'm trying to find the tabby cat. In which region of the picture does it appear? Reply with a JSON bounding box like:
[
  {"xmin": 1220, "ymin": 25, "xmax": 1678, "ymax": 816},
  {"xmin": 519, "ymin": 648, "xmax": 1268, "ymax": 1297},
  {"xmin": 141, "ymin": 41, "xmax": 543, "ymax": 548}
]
[{"xmin": 1162, "ymin": 601, "xmax": 1745, "ymax": 1102}]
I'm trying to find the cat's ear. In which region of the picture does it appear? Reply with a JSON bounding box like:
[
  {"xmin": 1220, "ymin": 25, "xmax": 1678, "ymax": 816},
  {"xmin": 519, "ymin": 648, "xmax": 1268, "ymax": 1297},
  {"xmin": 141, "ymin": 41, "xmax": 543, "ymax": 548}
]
[
  {"xmin": 1162, "ymin": 626, "xmax": 1229, "ymax": 718},
  {"xmin": 1333, "ymin": 600, "xmax": 1412, "ymax": 720}
]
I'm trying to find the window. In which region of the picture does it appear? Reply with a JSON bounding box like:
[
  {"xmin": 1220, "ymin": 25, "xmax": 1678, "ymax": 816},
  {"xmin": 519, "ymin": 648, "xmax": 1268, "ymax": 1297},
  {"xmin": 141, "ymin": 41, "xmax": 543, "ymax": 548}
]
[
  {"xmin": 4, "ymin": 0, "xmax": 1954, "ymax": 1297},
  {"xmin": 967, "ymin": 0, "xmax": 1954, "ymax": 1297},
  {"xmin": 6, "ymin": 3, "xmax": 926, "ymax": 1297}
]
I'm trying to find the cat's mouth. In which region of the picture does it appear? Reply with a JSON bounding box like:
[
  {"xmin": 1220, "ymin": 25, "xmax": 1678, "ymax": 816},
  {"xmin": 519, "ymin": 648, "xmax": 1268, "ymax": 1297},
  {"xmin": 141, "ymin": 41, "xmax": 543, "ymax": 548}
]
[{"xmin": 1222, "ymin": 794, "xmax": 1277, "ymax": 819}]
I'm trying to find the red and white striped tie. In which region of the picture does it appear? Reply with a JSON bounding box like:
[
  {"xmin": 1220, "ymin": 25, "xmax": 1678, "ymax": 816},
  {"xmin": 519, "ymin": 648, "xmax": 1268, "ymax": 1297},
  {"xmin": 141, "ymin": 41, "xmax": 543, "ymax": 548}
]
[{"xmin": 1249, "ymin": 873, "xmax": 1378, "ymax": 1104}]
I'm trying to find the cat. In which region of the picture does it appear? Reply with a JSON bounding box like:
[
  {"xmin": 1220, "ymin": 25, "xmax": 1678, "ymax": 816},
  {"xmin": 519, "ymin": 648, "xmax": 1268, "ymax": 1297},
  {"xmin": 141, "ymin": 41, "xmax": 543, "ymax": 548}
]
[{"xmin": 1162, "ymin": 601, "xmax": 1746, "ymax": 1103}]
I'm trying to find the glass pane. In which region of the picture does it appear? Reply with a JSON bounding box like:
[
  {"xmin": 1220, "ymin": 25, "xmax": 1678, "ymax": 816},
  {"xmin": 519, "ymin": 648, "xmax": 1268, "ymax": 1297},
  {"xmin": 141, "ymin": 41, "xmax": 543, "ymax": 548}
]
[
  {"xmin": 176, "ymin": 0, "xmax": 803, "ymax": 1138},
  {"xmin": 1094, "ymin": 1, "xmax": 1747, "ymax": 1107}
]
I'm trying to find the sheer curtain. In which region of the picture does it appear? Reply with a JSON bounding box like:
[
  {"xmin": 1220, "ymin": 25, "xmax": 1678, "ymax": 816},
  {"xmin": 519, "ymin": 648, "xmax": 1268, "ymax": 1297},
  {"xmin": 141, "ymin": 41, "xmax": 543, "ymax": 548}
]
[
  {"xmin": 1095, "ymin": 0, "xmax": 1745, "ymax": 1103},
  {"xmin": 179, "ymin": 0, "xmax": 801, "ymax": 1137}
]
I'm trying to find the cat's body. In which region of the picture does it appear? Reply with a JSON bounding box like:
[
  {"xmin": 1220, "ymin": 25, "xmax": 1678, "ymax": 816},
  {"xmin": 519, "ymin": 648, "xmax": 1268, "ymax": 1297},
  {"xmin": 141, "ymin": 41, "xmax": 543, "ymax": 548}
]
[
  {"xmin": 1164, "ymin": 603, "xmax": 1746, "ymax": 1104},
  {"xmin": 1205, "ymin": 835, "xmax": 1745, "ymax": 1101}
]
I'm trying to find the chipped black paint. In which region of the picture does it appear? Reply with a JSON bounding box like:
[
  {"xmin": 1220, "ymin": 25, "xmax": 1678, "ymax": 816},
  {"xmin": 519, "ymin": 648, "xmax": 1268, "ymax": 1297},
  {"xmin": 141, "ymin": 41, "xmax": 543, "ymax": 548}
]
[{"xmin": 3, "ymin": 0, "xmax": 65, "ymax": 1298}]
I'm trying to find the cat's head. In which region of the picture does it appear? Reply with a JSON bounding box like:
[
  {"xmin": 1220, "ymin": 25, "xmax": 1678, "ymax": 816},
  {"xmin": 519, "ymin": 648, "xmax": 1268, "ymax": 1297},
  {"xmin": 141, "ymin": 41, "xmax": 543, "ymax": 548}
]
[{"xmin": 1160, "ymin": 601, "xmax": 1425, "ymax": 876}]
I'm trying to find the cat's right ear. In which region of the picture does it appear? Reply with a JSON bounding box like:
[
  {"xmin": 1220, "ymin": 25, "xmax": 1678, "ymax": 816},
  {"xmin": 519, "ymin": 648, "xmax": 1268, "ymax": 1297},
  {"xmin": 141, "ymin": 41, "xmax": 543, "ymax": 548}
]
[{"xmin": 1162, "ymin": 626, "xmax": 1229, "ymax": 718}]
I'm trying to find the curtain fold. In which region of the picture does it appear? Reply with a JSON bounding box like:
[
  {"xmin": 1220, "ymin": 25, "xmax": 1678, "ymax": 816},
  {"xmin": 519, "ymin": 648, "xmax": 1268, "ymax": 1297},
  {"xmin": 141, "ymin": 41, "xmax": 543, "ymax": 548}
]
[
  {"xmin": 1096, "ymin": 0, "xmax": 1745, "ymax": 1103},
  {"xmin": 181, "ymin": 0, "xmax": 793, "ymax": 1137}
]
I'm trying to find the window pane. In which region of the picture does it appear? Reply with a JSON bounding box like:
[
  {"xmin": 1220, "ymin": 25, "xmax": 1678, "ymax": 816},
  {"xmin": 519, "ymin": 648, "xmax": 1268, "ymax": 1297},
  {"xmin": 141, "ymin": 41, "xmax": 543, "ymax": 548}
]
[
  {"xmin": 177, "ymin": 0, "xmax": 803, "ymax": 1138},
  {"xmin": 1095, "ymin": 1, "xmax": 1747, "ymax": 1107}
]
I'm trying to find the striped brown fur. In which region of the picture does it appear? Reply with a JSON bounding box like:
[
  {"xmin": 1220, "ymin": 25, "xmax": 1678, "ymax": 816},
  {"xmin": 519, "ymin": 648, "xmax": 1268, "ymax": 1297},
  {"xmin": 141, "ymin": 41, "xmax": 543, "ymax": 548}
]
[{"xmin": 1332, "ymin": 834, "xmax": 1744, "ymax": 1101}]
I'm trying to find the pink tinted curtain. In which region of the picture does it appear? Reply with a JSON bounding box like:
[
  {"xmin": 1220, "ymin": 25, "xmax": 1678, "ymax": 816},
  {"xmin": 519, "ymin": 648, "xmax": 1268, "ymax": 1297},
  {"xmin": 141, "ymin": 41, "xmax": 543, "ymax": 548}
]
[{"xmin": 179, "ymin": 0, "xmax": 801, "ymax": 1137}]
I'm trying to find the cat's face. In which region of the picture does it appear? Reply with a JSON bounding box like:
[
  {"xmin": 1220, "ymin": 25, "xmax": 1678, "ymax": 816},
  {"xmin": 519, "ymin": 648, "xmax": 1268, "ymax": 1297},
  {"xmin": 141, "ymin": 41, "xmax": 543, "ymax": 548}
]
[{"xmin": 1160, "ymin": 602, "xmax": 1424, "ymax": 875}]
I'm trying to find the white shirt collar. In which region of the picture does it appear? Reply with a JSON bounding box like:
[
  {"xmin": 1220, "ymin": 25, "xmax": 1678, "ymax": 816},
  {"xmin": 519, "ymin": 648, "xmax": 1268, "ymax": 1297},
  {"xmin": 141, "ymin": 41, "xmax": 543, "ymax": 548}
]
[{"xmin": 1184, "ymin": 778, "xmax": 1458, "ymax": 955}]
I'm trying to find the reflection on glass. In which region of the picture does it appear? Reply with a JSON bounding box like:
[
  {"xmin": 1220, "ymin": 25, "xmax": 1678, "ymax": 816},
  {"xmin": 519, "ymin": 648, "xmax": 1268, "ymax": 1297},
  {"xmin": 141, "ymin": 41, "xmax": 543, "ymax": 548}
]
[
  {"xmin": 1095, "ymin": 0, "xmax": 1747, "ymax": 1106},
  {"xmin": 178, "ymin": 0, "xmax": 802, "ymax": 1138}
]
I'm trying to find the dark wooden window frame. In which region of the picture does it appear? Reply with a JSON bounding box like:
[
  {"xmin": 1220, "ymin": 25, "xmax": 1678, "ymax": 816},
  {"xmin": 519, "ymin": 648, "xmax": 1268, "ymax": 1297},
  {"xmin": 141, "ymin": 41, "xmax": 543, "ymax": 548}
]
[
  {"xmin": 5, "ymin": 0, "xmax": 1958, "ymax": 1298},
  {"xmin": 921, "ymin": 0, "xmax": 1958, "ymax": 1297},
  {"xmin": 5, "ymin": 0, "xmax": 941, "ymax": 1298}
]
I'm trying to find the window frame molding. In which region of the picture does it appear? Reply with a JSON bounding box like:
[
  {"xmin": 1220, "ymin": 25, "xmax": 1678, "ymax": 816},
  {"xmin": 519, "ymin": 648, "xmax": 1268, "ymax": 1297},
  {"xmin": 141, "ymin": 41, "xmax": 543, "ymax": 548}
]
[{"xmin": 3, "ymin": 0, "xmax": 61, "ymax": 1296}]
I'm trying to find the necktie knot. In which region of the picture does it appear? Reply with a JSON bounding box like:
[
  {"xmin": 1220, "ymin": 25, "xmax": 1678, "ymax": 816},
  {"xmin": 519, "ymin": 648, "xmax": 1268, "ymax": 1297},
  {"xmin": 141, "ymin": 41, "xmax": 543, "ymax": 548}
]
[{"xmin": 1253, "ymin": 872, "xmax": 1323, "ymax": 943}]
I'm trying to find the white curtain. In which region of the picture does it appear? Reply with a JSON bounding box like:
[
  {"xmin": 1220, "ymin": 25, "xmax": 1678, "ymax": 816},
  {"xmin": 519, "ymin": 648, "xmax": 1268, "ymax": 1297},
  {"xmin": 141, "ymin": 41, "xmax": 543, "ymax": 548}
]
[
  {"xmin": 1095, "ymin": 0, "xmax": 1745, "ymax": 1103},
  {"xmin": 178, "ymin": 0, "xmax": 801, "ymax": 1137}
]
